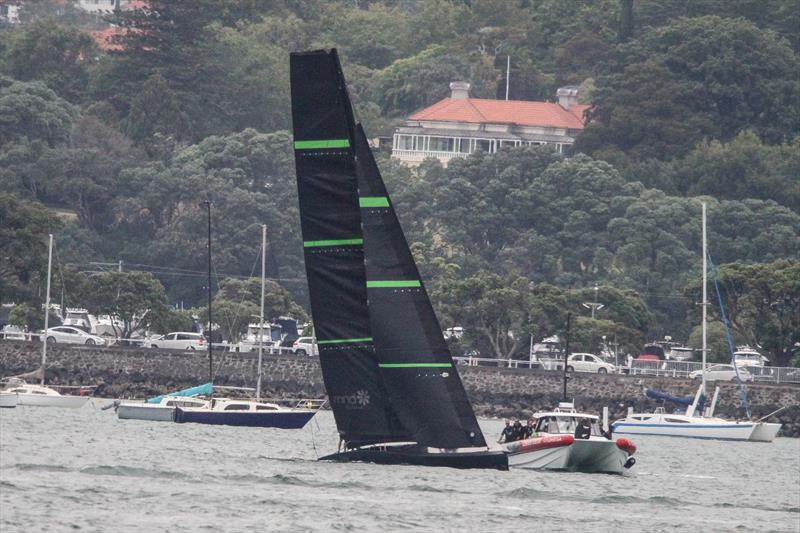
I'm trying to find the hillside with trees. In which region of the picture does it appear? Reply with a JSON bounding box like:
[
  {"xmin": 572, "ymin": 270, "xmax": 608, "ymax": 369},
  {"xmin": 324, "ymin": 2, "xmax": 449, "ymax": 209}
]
[{"xmin": 0, "ymin": 0, "xmax": 797, "ymax": 364}]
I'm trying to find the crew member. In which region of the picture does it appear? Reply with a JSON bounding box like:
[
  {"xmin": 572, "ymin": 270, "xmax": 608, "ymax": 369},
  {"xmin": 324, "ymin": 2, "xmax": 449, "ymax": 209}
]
[
  {"xmin": 574, "ymin": 417, "xmax": 592, "ymax": 439},
  {"xmin": 498, "ymin": 420, "xmax": 515, "ymax": 443}
]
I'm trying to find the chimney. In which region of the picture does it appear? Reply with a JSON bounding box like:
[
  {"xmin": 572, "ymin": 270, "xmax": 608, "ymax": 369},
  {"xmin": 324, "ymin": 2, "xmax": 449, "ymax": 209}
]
[
  {"xmin": 557, "ymin": 86, "xmax": 579, "ymax": 109},
  {"xmin": 449, "ymin": 82, "xmax": 471, "ymax": 100}
]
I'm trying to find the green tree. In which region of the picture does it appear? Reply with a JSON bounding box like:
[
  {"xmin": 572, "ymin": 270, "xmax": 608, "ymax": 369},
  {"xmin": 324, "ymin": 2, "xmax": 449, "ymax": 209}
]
[
  {"xmin": 685, "ymin": 259, "xmax": 800, "ymax": 366},
  {"xmin": 204, "ymin": 277, "xmax": 307, "ymax": 341},
  {"xmin": 2, "ymin": 18, "xmax": 97, "ymax": 103},
  {"xmin": 83, "ymin": 272, "xmax": 169, "ymax": 338},
  {"xmin": 0, "ymin": 194, "xmax": 61, "ymax": 306},
  {"xmin": 579, "ymin": 16, "xmax": 800, "ymax": 162}
]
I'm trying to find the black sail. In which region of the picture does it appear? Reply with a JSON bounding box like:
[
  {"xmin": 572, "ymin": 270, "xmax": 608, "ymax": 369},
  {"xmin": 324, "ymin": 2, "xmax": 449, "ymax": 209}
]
[
  {"xmin": 354, "ymin": 125, "xmax": 487, "ymax": 449},
  {"xmin": 290, "ymin": 49, "xmax": 410, "ymax": 446}
]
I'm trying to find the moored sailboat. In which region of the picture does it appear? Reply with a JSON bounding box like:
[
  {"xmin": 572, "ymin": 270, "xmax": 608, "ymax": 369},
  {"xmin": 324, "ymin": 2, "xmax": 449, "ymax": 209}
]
[
  {"xmin": 612, "ymin": 203, "xmax": 782, "ymax": 442},
  {"xmin": 291, "ymin": 49, "xmax": 506, "ymax": 470},
  {"xmin": 1, "ymin": 234, "xmax": 92, "ymax": 409}
]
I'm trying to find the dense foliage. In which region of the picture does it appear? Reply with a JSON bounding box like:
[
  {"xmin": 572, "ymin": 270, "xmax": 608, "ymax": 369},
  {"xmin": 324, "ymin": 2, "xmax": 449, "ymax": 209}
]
[{"xmin": 0, "ymin": 1, "xmax": 797, "ymax": 359}]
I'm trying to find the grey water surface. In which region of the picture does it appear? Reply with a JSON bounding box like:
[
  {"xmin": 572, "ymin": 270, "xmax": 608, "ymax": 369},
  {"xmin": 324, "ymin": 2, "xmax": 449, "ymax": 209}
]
[{"xmin": 1, "ymin": 402, "xmax": 798, "ymax": 532}]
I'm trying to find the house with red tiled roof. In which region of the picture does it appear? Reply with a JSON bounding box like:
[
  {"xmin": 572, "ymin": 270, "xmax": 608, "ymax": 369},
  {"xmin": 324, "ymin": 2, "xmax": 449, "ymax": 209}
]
[{"xmin": 391, "ymin": 83, "xmax": 588, "ymax": 167}]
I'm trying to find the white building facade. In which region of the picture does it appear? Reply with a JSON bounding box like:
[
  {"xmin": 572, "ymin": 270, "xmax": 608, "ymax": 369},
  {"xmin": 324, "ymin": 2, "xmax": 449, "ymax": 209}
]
[{"xmin": 392, "ymin": 83, "xmax": 587, "ymax": 167}]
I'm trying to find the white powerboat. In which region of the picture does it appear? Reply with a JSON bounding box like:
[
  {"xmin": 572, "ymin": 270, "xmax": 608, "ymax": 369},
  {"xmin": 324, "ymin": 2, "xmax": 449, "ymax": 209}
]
[
  {"xmin": 503, "ymin": 402, "xmax": 637, "ymax": 474},
  {"xmin": 0, "ymin": 391, "xmax": 17, "ymax": 408},
  {"xmin": 1, "ymin": 380, "xmax": 90, "ymax": 409}
]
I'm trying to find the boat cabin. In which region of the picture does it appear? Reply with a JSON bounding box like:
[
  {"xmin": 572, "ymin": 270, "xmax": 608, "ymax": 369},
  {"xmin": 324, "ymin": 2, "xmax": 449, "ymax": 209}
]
[{"xmin": 533, "ymin": 402, "xmax": 603, "ymax": 436}]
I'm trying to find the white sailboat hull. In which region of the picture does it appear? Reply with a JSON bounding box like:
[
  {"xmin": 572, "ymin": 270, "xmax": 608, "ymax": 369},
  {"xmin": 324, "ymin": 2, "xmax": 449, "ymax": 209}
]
[
  {"xmin": 117, "ymin": 403, "xmax": 175, "ymax": 421},
  {"xmin": 505, "ymin": 436, "xmax": 634, "ymax": 474},
  {"xmin": 16, "ymin": 394, "xmax": 90, "ymax": 409},
  {"xmin": 748, "ymin": 422, "xmax": 781, "ymax": 442},
  {"xmin": 0, "ymin": 392, "xmax": 17, "ymax": 408},
  {"xmin": 612, "ymin": 413, "xmax": 775, "ymax": 441}
]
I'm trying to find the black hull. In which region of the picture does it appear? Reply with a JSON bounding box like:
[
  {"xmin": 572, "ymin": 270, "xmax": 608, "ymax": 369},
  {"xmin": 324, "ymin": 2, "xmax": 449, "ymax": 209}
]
[
  {"xmin": 320, "ymin": 445, "xmax": 508, "ymax": 471},
  {"xmin": 173, "ymin": 407, "xmax": 315, "ymax": 428}
]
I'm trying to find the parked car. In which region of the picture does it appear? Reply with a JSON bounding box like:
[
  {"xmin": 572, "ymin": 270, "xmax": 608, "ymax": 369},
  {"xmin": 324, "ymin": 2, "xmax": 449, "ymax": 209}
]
[
  {"xmin": 1, "ymin": 325, "xmax": 28, "ymax": 340},
  {"xmin": 689, "ymin": 364, "xmax": 754, "ymax": 382},
  {"xmin": 44, "ymin": 326, "xmax": 106, "ymax": 346},
  {"xmin": 149, "ymin": 332, "xmax": 205, "ymax": 350},
  {"xmin": 292, "ymin": 336, "xmax": 318, "ymax": 356},
  {"xmin": 566, "ymin": 353, "xmax": 616, "ymax": 374}
]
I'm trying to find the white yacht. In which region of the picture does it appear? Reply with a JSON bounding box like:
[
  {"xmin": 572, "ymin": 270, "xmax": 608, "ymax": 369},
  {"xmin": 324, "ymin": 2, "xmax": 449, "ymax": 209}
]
[
  {"xmin": 612, "ymin": 397, "xmax": 780, "ymax": 442},
  {"xmin": 503, "ymin": 402, "xmax": 637, "ymax": 474},
  {"xmin": 0, "ymin": 391, "xmax": 18, "ymax": 408},
  {"xmin": 1, "ymin": 379, "xmax": 90, "ymax": 409},
  {"xmin": 612, "ymin": 204, "xmax": 782, "ymax": 443}
]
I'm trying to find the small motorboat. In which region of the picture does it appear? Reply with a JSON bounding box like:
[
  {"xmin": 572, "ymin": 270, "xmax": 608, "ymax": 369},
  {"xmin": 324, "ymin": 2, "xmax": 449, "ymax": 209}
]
[
  {"xmin": 0, "ymin": 391, "xmax": 18, "ymax": 408},
  {"xmin": 502, "ymin": 402, "xmax": 636, "ymax": 474},
  {"xmin": 1, "ymin": 379, "xmax": 90, "ymax": 409},
  {"xmin": 173, "ymin": 397, "xmax": 321, "ymax": 428}
]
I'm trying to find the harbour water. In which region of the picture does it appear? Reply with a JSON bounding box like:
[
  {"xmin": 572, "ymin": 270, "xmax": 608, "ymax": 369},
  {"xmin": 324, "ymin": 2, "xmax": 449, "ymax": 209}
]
[{"xmin": 1, "ymin": 403, "xmax": 798, "ymax": 532}]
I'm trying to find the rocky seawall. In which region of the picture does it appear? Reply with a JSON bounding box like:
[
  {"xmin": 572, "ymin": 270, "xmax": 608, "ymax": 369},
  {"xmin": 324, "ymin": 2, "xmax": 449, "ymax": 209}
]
[{"xmin": 2, "ymin": 340, "xmax": 799, "ymax": 437}]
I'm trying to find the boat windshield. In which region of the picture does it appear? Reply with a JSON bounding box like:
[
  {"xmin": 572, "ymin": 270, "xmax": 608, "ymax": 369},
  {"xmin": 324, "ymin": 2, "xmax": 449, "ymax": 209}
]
[{"xmin": 536, "ymin": 416, "xmax": 602, "ymax": 436}]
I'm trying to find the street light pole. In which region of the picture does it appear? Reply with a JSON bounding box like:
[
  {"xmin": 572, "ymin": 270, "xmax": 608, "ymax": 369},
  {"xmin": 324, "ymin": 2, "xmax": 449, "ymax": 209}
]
[{"xmin": 582, "ymin": 284, "xmax": 604, "ymax": 319}]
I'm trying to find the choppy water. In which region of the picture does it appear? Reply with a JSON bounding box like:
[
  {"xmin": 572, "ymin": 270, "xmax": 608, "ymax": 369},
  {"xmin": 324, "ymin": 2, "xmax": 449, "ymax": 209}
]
[{"xmin": 1, "ymin": 403, "xmax": 798, "ymax": 532}]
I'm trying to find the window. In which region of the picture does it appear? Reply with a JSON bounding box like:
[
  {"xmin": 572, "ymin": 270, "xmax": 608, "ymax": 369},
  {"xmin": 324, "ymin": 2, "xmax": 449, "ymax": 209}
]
[
  {"xmin": 224, "ymin": 404, "xmax": 250, "ymax": 411},
  {"xmin": 458, "ymin": 138, "xmax": 471, "ymax": 153},
  {"xmin": 664, "ymin": 418, "xmax": 689, "ymax": 423},
  {"xmin": 256, "ymin": 405, "xmax": 277, "ymax": 411},
  {"xmin": 397, "ymin": 135, "xmax": 414, "ymax": 150},
  {"xmin": 429, "ymin": 136, "xmax": 455, "ymax": 152},
  {"xmin": 475, "ymin": 139, "xmax": 491, "ymax": 152}
]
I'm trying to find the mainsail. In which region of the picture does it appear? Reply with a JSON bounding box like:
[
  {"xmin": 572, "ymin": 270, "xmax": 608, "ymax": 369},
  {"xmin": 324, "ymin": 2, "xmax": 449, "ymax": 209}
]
[
  {"xmin": 290, "ymin": 49, "xmax": 410, "ymax": 446},
  {"xmin": 354, "ymin": 125, "xmax": 487, "ymax": 449},
  {"xmin": 291, "ymin": 48, "xmax": 487, "ymax": 451}
]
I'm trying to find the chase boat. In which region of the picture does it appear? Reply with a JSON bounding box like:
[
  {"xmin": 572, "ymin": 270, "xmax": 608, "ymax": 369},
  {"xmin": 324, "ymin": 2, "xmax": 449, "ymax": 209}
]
[{"xmin": 503, "ymin": 402, "xmax": 636, "ymax": 474}]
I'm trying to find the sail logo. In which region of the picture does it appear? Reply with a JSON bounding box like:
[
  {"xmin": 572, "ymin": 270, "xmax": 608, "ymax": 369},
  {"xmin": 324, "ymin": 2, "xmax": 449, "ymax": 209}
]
[{"xmin": 331, "ymin": 389, "xmax": 370, "ymax": 408}]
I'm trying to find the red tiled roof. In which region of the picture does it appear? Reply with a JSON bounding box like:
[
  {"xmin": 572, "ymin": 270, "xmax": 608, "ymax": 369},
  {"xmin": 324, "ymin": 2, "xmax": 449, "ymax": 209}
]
[{"xmin": 409, "ymin": 98, "xmax": 588, "ymax": 129}]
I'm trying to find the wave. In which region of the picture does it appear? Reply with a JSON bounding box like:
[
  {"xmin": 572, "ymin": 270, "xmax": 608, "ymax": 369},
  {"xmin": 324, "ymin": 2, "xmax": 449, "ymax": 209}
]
[
  {"xmin": 78, "ymin": 465, "xmax": 190, "ymax": 480},
  {"xmin": 13, "ymin": 463, "xmax": 71, "ymax": 473}
]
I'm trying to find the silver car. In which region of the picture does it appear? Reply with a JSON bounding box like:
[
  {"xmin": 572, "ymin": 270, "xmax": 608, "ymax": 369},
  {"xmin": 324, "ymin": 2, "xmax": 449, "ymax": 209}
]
[
  {"xmin": 689, "ymin": 364, "xmax": 754, "ymax": 382},
  {"xmin": 149, "ymin": 332, "xmax": 205, "ymax": 350},
  {"xmin": 44, "ymin": 326, "xmax": 106, "ymax": 346}
]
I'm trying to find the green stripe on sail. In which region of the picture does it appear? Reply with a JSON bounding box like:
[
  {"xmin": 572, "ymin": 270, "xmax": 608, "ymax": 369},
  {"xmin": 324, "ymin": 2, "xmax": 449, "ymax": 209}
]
[
  {"xmin": 303, "ymin": 238, "xmax": 363, "ymax": 248},
  {"xmin": 366, "ymin": 280, "xmax": 421, "ymax": 288},
  {"xmin": 294, "ymin": 139, "xmax": 350, "ymax": 150},
  {"xmin": 317, "ymin": 337, "xmax": 373, "ymax": 345},
  {"xmin": 359, "ymin": 197, "xmax": 390, "ymax": 208},
  {"xmin": 379, "ymin": 363, "xmax": 452, "ymax": 368}
]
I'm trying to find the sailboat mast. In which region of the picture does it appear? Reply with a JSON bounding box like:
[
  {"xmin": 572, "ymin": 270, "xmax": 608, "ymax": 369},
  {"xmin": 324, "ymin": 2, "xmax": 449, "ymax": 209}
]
[
  {"xmin": 40, "ymin": 233, "xmax": 53, "ymax": 385},
  {"xmin": 563, "ymin": 312, "xmax": 571, "ymax": 402},
  {"xmin": 701, "ymin": 202, "xmax": 707, "ymax": 397},
  {"xmin": 203, "ymin": 200, "xmax": 213, "ymax": 383},
  {"xmin": 257, "ymin": 224, "xmax": 266, "ymax": 402}
]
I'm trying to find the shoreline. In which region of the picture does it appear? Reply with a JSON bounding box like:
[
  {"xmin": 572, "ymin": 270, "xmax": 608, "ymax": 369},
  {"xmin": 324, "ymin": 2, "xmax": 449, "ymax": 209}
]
[{"xmin": 2, "ymin": 340, "xmax": 798, "ymax": 437}]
